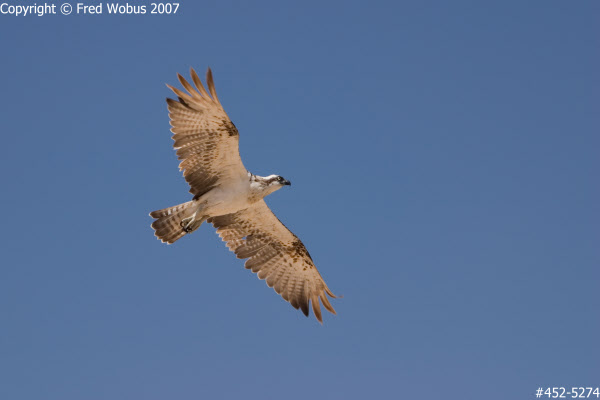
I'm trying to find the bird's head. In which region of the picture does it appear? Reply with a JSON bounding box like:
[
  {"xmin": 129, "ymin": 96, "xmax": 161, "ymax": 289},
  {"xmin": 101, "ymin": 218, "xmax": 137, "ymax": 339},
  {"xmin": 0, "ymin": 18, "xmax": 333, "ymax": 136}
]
[
  {"xmin": 253, "ymin": 174, "xmax": 291, "ymax": 197},
  {"xmin": 273, "ymin": 175, "xmax": 291, "ymax": 187}
]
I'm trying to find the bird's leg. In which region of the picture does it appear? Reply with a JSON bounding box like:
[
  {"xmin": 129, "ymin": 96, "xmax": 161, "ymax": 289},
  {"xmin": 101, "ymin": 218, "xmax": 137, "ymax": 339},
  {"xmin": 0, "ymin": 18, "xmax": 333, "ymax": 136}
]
[
  {"xmin": 180, "ymin": 212, "xmax": 207, "ymax": 233},
  {"xmin": 180, "ymin": 216, "xmax": 194, "ymax": 232}
]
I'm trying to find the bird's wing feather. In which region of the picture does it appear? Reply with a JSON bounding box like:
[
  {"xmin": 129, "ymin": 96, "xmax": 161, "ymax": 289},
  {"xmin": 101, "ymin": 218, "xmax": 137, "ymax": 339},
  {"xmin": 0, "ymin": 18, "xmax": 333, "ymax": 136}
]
[
  {"xmin": 208, "ymin": 200, "xmax": 337, "ymax": 323},
  {"xmin": 166, "ymin": 68, "xmax": 247, "ymax": 197}
]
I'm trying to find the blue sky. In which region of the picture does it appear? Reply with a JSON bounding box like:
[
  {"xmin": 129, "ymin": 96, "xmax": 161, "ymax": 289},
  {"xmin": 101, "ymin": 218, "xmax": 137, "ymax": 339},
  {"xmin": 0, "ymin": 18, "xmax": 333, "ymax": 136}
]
[{"xmin": 1, "ymin": 1, "xmax": 598, "ymax": 399}]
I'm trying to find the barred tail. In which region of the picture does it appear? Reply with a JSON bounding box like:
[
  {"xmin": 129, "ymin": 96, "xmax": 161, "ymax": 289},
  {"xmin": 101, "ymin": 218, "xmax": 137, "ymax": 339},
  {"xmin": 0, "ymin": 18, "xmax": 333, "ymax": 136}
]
[{"xmin": 149, "ymin": 201, "xmax": 195, "ymax": 244}]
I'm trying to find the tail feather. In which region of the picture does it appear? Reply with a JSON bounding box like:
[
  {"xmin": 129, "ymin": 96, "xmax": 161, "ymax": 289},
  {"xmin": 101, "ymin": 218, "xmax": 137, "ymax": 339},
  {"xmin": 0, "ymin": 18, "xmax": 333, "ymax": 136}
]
[{"xmin": 150, "ymin": 201, "xmax": 196, "ymax": 244}]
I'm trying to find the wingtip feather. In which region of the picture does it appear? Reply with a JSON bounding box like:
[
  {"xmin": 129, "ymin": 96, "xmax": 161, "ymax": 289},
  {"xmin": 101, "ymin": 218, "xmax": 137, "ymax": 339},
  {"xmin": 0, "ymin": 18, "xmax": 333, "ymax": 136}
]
[
  {"xmin": 312, "ymin": 295, "xmax": 323, "ymax": 323},
  {"xmin": 206, "ymin": 67, "xmax": 220, "ymax": 104},
  {"xmin": 177, "ymin": 73, "xmax": 205, "ymax": 102},
  {"xmin": 299, "ymin": 300, "xmax": 309, "ymax": 317},
  {"xmin": 190, "ymin": 67, "xmax": 210, "ymax": 98},
  {"xmin": 320, "ymin": 292, "xmax": 337, "ymax": 315}
]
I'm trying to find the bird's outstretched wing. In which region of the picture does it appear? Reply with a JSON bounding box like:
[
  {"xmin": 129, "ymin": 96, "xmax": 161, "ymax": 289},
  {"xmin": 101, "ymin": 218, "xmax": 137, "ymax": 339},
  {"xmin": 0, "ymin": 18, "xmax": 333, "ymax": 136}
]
[
  {"xmin": 208, "ymin": 200, "xmax": 337, "ymax": 323},
  {"xmin": 166, "ymin": 68, "xmax": 247, "ymax": 197}
]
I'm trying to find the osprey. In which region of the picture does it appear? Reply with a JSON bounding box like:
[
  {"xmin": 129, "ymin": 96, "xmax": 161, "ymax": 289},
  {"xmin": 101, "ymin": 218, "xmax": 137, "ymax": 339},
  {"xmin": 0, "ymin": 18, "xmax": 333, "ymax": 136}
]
[{"xmin": 150, "ymin": 68, "xmax": 337, "ymax": 323}]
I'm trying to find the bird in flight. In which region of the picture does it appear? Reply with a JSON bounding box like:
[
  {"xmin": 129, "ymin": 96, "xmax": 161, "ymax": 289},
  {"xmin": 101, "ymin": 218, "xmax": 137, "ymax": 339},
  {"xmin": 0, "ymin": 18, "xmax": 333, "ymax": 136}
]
[{"xmin": 150, "ymin": 68, "xmax": 337, "ymax": 323}]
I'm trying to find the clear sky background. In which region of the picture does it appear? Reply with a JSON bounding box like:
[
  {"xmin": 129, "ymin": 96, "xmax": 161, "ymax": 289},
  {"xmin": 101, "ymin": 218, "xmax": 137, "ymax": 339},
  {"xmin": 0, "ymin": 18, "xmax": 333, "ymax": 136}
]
[{"xmin": 1, "ymin": 1, "xmax": 598, "ymax": 399}]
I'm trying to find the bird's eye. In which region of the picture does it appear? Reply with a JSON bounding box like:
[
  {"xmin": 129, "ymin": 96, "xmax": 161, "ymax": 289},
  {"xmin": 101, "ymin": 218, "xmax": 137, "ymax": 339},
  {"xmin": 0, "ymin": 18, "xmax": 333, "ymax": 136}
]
[{"xmin": 278, "ymin": 177, "xmax": 283, "ymax": 181}]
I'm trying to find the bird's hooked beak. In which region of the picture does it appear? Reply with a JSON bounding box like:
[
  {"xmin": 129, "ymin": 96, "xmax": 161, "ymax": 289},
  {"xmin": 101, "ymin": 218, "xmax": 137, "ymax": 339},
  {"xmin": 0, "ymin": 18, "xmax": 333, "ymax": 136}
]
[{"xmin": 282, "ymin": 179, "xmax": 291, "ymax": 186}]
